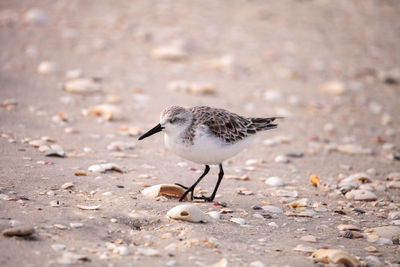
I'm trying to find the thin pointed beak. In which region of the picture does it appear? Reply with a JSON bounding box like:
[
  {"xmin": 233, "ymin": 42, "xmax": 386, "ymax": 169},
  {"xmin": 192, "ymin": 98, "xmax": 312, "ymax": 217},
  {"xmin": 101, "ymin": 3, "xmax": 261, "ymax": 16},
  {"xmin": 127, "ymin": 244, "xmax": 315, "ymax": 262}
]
[{"xmin": 138, "ymin": 123, "xmax": 164, "ymax": 140}]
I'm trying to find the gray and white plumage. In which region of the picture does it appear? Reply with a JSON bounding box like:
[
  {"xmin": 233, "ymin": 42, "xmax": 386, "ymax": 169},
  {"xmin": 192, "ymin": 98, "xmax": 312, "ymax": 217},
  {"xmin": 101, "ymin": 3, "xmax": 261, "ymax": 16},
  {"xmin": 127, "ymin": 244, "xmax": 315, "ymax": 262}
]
[{"xmin": 153, "ymin": 105, "xmax": 279, "ymax": 165}]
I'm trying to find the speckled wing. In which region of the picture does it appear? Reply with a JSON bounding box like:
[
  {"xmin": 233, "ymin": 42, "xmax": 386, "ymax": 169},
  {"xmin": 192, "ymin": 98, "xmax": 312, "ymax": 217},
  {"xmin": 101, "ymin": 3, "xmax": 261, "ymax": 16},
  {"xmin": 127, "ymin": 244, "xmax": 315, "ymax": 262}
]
[{"xmin": 190, "ymin": 106, "xmax": 278, "ymax": 144}]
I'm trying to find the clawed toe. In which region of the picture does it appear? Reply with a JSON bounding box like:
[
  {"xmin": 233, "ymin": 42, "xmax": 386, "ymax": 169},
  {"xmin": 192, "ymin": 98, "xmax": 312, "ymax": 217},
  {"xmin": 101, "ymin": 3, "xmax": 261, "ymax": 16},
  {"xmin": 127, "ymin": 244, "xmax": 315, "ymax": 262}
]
[{"xmin": 193, "ymin": 196, "xmax": 214, "ymax": 202}]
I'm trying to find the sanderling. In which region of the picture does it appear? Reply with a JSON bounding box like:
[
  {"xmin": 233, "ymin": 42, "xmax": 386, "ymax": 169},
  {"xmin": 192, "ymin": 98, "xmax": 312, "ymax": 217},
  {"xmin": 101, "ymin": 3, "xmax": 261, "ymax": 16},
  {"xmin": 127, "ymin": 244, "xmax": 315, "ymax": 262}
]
[{"xmin": 139, "ymin": 106, "xmax": 281, "ymax": 202}]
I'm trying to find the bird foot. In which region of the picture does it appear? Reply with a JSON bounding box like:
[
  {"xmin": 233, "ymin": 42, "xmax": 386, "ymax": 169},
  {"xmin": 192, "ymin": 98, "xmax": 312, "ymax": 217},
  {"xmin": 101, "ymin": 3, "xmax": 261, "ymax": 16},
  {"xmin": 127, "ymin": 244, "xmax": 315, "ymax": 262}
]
[{"xmin": 193, "ymin": 195, "xmax": 215, "ymax": 202}]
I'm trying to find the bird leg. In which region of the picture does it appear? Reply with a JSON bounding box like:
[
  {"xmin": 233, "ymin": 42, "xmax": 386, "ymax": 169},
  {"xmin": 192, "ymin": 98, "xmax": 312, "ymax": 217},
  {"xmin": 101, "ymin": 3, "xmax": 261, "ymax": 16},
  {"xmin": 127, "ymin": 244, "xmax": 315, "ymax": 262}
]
[
  {"xmin": 178, "ymin": 165, "xmax": 210, "ymax": 201},
  {"xmin": 194, "ymin": 163, "xmax": 224, "ymax": 202}
]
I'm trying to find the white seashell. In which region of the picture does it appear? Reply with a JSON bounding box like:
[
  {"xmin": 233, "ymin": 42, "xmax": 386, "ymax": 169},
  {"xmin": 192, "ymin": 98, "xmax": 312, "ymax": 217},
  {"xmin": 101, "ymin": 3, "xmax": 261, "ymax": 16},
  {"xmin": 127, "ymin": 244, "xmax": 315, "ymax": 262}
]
[
  {"xmin": 336, "ymin": 144, "xmax": 372, "ymax": 155},
  {"xmin": 167, "ymin": 204, "xmax": 205, "ymax": 223},
  {"xmin": 207, "ymin": 211, "xmax": 221, "ymax": 220},
  {"xmin": 141, "ymin": 184, "xmax": 187, "ymax": 200},
  {"xmin": 77, "ymin": 204, "xmax": 100, "ymax": 210},
  {"xmin": 88, "ymin": 163, "xmax": 125, "ymax": 173},
  {"xmin": 51, "ymin": 244, "xmax": 66, "ymax": 251},
  {"xmin": 37, "ymin": 61, "xmax": 57, "ymax": 74},
  {"xmin": 152, "ymin": 41, "xmax": 187, "ymax": 61},
  {"xmin": 137, "ymin": 247, "xmax": 160, "ymax": 256},
  {"xmin": 230, "ymin": 217, "xmax": 246, "ymax": 225},
  {"xmin": 29, "ymin": 139, "xmax": 46, "ymax": 147},
  {"xmin": 311, "ymin": 249, "xmax": 359, "ymax": 267},
  {"xmin": 265, "ymin": 177, "xmax": 285, "ymax": 187},
  {"xmin": 87, "ymin": 104, "xmax": 123, "ymax": 121},
  {"xmin": 274, "ymin": 155, "xmax": 290, "ymax": 163},
  {"xmin": 69, "ymin": 222, "xmax": 83, "ymax": 228},
  {"xmin": 319, "ymin": 81, "xmax": 346, "ymax": 96},
  {"xmin": 63, "ymin": 78, "xmax": 101, "ymax": 94},
  {"xmin": 61, "ymin": 182, "xmax": 74, "ymax": 190},
  {"xmin": 262, "ymin": 205, "xmax": 283, "ymax": 214}
]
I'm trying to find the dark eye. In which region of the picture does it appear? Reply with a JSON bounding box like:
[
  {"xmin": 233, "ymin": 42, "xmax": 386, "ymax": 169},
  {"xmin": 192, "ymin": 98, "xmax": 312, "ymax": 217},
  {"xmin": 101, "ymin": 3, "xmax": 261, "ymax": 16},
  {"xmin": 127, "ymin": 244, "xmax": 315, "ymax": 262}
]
[{"xmin": 169, "ymin": 118, "xmax": 177, "ymax": 124}]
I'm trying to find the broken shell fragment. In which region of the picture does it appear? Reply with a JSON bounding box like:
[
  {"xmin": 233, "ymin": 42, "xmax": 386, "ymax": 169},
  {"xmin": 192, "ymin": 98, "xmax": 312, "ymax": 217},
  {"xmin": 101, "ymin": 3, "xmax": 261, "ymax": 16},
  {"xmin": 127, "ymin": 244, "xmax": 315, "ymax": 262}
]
[
  {"xmin": 345, "ymin": 189, "xmax": 377, "ymax": 201},
  {"xmin": 87, "ymin": 104, "xmax": 122, "ymax": 121},
  {"xmin": 167, "ymin": 204, "xmax": 205, "ymax": 223},
  {"xmin": 77, "ymin": 204, "xmax": 100, "ymax": 210},
  {"xmin": 63, "ymin": 78, "xmax": 101, "ymax": 94},
  {"xmin": 310, "ymin": 175, "xmax": 320, "ymax": 187},
  {"xmin": 311, "ymin": 249, "xmax": 359, "ymax": 267},
  {"xmin": 152, "ymin": 41, "xmax": 187, "ymax": 61},
  {"xmin": 141, "ymin": 184, "xmax": 188, "ymax": 200},
  {"xmin": 88, "ymin": 163, "xmax": 125, "ymax": 173}
]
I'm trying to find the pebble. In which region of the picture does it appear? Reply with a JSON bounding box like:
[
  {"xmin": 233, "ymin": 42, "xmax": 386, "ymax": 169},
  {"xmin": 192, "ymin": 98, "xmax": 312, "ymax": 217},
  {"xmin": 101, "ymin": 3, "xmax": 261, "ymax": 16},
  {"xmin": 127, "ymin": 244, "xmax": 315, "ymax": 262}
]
[
  {"xmin": 265, "ymin": 177, "xmax": 285, "ymax": 187},
  {"xmin": 2, "ymin": 226, "xmax": 35, "ymax": 237},
  {"xmin": 37, "ymin": 61, "xmax": 57, "ymax": 74},
  {"xmin": 167, "ymin": 204, "xmax": 205, "ymax": 223},
  {"xmin": 230, "ymin": 217, "xmax": 246, "ymax": 225},
  {"xmin": 345, "ymin": 189, "xmax": 377, "ymax": 201},
  {"xmin": 274, "ymin": 155, "xmax": 290, "ymax": 163},
  {"xmin": 262, "ymin": 205, "xmax": 283, "ymax": 214},
  {"xmin": 63, "ymin": 78, "xmax": 101, "ymax": 94}
]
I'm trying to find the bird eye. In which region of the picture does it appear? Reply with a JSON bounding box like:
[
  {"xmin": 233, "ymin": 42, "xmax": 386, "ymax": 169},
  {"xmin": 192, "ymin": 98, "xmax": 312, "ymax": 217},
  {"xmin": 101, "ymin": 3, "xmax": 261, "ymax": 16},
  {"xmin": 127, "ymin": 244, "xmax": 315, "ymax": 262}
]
[{"xmin": 169, "ymin": 118, "xmax": 177, "ymax": 124}]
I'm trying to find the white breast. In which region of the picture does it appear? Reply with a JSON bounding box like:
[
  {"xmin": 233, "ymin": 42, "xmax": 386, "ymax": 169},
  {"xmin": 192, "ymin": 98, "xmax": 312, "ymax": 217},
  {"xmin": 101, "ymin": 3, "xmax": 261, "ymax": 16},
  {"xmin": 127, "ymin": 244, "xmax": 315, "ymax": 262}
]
[{"xmin": 164, "ymin": 126, "xmax": 255, "ymax": 165}]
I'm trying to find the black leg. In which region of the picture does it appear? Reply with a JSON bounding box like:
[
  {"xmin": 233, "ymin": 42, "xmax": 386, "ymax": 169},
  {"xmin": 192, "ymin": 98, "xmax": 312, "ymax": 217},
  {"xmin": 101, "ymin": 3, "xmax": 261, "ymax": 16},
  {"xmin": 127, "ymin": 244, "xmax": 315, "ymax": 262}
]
[
  {"xmin": 179, "ymin": 165, "xmax": 210, "ymax": 201},
  {"xmin": 193, "ymin": 163, "xmax": 224, "ymax": 202}
]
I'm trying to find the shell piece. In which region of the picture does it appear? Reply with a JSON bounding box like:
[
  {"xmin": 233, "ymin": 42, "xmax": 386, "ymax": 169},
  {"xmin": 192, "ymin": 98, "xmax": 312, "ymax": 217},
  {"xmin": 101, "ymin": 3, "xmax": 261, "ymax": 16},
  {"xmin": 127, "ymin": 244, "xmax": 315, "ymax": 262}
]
[
  {"xmin": 311, "ymin": 249, "xmax": 359, "ymax": 267},
  {"xmin": 63, "ymin": 78, "xmax": 101, "ymax": 94},
  {"xmin": 167, "ymin": 204, "xmax": 205, "ymax": 223},
  {"xmin": 310, "ymin": 175, "xmax": 320, "ymax": 187},
  {"xmin": 345, "ymin": 189, "xmax": 377, "ymax": 201},
  {"xmin": 2, "ymin": 226, "xmax": 35, "ymax": 237},
  {"xmin": 265, "ymin": 177, "xmax": 285, "ymax": 187},
  {"xmin": 87, "ymin": 104, "xmax": 122, "ymax": 121},
  {"xmin": 141, "ymin": 184, "xmax": 187, "ymax": 200},
  {"xmin": 88, "ymin": 163, "xmax": 125, "ymax": 173},
  {"xmin": 77, "ymin": 204, "xmax": 100, "ymax": 210}
]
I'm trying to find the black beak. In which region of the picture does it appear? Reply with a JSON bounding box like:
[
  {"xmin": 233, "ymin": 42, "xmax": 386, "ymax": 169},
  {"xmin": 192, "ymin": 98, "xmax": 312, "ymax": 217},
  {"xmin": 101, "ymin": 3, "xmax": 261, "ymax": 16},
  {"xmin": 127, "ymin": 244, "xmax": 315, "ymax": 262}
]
[{"xmin": 138, "ymin": 123, "xmax": 164, "ymax": 140}]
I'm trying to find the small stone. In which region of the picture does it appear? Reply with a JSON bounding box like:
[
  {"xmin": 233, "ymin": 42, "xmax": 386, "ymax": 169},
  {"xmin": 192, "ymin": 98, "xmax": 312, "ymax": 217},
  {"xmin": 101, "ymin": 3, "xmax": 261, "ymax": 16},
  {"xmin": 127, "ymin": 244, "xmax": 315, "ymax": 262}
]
[
  {"xmin": 265, "ymin": 177, "xmax": 285, "ymax": 187},
  {"xmin": 300, "ymin": 235, "xmax": 317, "ymax": 243},
  {"xmin": 152, "ymin": 41, "xmax": 187, "ymax": 61},
  {"xmin": 2, "ymin": 226, "xmax": 35, "ymax": 237},
  {"xmin": 230, "ymin": 218, "xmax": 246, "ymax": 225},
  {"xmin": 274, "ymin": 155, "xmax": 289, "ymax": 163}
]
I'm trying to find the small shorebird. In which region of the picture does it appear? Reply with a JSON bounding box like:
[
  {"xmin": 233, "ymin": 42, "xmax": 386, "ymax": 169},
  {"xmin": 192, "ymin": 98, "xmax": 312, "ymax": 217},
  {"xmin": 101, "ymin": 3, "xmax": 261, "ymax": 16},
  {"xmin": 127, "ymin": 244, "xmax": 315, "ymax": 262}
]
[{"xmin": 139, "ymin": 106, "xmax": 280, "ymax": 202}]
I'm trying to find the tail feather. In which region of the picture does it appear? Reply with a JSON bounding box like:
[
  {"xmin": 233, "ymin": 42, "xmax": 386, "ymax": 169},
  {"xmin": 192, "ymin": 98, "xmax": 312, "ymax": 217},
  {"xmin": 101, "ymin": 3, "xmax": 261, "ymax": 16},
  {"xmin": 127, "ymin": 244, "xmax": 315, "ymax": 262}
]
[{"xmin": 249, "ymin": 117, "xmax": 283, "ymax": 131}]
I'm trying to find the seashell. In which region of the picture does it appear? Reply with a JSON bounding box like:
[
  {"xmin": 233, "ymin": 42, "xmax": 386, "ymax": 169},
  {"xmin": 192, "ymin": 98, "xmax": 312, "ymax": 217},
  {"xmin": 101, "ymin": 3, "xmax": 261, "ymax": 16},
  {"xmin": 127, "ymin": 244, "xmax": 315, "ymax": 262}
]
[
  {"xmin": 141, "ymin": 184, "xmax": 188, "ymax": 200},
  {"xmin": 230, "ymin": 217, "xmax": 246, "ymax": 225},
  {"xmin": 387, "ymin": 181, "xmax": 400, "ymax": 189},
  {"xmin": 207, "ymin": 211, "xmax": 221, "ymax": 220},
  {"xmin": 225, "ymin": 175, "xmax": 249, "ymax": 181},
  {"xmin": 38, "ymin": 145, "xmax": 50, "ymax": 153},
  {"xmin": 340, "ymin": 173, "xmax": 371, "ymax": 184},
  {"xmin": 45, "ymin": 144, "xmax": 66, "ymax": 157},
  {"xmin": 272, "ymin": 189, "xmax": 298, "ymax": 198},
  {"xmin": 61, "ymin": 182, "xmax": 74, "ymax": 189},
  {"xmin": 167, "ymin": 204, "xmax": 205, "ymax": 223},
  {"xmin": 262, "ymin": 205, "xmax": 283, "ymax": 214},
  {"xmin": 137, "ymin": 247, "xmax": 160, "ymax": 256},
  {"xmin": 311, "ymin": 249, "xmax": 359, "ymax": 267},
  {"xmin": 77, "ymin": 204, "xmax": 100, "ymax": 210},
  {"xmin": 265, "ymin": 177, "xmax": 285, "ymax": 187},
  {"xmin": 88, "ymin": 163, "xmax": 125, "ymax": 173},
  {"xmin": 188, "ymin": 82, "xmax": 216, "ymax": 95},
  {"xmin": 51, "ymin": 244, "xmax": 66, "ymax": 251},
  {"xmin": 336, "ymin": 144, "xmax": 372, "ymax": 155},
  {"xmin": 37, "ymin": 61, "xmax": 57, "ymax": 74},
  {"xmin": 319, "ymin": 81, "xmax": 346, "ymax": 96},
  {"xmin": 29, "ymin": 139, "xmax": 46, "ymax": 147},
  {"xmin": 63, "ymin": 78, "xmax": 101, "ymax": 94},
  {"xmin": 300, "ymin": 235, "xmax": 317, "ymax": 243},
  {"xmin": 285, "ymin": 209, "xmax": 316, "ymax": 217},
  {"xmin": 2, "ymin": 226, "xmax": 35, "ymax": 237},
  {"xmin": 289, "ymin": 198, "xmax": 308, "ymax": 208},
  {"xmin": 152, "ymin": 41, "xmax": 187, "ymax": 61},
  {"xmin": 337, "ymin": 224, "xmax": 360, "ymax": 231},
  {"xmin": 274, "ymin": 155, "xmax": 290, "ymax": 163},
  {"xmin": 345, "ymin": 189, "xmax": 377, "ymax": 201},
  {"xmin": 87, "ymin": 104, "xmax": 122, "ymax": 121},
  {"xmin": 292, "ymin": 244, "xmax": 316, "ymax": 253},
  {"xmin": 310, "ymin": 175, "xmax": 320, "ymax": 187}
]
